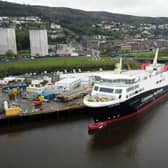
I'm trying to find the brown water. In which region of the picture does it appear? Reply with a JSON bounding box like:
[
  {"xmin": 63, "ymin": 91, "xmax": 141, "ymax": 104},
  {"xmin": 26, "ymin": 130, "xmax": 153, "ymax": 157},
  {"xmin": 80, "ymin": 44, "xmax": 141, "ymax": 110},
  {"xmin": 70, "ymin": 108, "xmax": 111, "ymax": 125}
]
[{"xmin": 0, "ymin": 100, "xmax": 168, "ymax": 168}]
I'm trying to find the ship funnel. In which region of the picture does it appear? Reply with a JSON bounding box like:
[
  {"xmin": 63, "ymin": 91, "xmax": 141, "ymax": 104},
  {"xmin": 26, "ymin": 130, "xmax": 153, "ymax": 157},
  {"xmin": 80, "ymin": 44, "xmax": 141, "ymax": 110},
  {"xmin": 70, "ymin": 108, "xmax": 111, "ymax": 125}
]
[
  {"xmin": 114, "ymin": 57, "xmax": 122, "ymax": 74},
  {"xmin": 153, "ymin": 48, "xmax": 159, "ymax": 67}
]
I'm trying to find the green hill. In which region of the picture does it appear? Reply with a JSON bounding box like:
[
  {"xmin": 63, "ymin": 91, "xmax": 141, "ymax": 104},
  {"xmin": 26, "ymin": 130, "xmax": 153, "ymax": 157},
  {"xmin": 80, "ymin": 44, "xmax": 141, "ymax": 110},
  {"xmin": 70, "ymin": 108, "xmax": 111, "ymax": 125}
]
[{"xmin": 1, "ymin": 1, "xmax": 168, "ymax": 35}]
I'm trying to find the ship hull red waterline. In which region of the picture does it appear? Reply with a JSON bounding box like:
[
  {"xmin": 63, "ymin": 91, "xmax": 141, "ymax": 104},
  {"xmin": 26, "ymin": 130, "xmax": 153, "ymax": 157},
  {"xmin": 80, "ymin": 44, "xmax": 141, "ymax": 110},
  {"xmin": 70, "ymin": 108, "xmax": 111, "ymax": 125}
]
[{"xmin": 88, "ymin": 87, "xmax": 168, "ymax": 132}]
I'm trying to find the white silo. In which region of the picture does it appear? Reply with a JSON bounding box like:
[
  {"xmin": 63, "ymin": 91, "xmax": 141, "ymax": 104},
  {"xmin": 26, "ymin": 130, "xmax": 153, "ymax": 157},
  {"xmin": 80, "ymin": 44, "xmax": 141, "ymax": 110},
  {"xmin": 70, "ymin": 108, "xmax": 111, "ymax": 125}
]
[
  {"xmin": 29, "ymin": 29, "xmax": 48, "ymax": 57},
  {"xmin": 0, "ymin": 28, "xmax": 17, "ymax": 55}
]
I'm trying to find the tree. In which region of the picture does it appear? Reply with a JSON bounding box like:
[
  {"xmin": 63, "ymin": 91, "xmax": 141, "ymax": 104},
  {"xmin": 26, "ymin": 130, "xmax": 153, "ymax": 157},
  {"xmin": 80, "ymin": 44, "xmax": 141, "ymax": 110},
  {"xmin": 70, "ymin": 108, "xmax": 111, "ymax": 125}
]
[
  {"xmin": 5, "ymin": 50, "xmax": 14, "ymax": 59},
  {"xmin": 16, "ymin": 31, "xmax": 30, "ymax": 51}
]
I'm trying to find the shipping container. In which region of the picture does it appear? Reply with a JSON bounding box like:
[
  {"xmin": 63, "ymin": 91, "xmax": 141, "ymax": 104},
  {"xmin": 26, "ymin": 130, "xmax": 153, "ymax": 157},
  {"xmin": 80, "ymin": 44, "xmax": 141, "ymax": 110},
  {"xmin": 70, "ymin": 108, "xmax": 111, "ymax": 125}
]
[
  {"xmin": 3, "ymin": 84, "xmax": 26, "ymax": 92},
  {"xmin": 38, "ymin": 92, "xmax": 54, "ymax": 101}
]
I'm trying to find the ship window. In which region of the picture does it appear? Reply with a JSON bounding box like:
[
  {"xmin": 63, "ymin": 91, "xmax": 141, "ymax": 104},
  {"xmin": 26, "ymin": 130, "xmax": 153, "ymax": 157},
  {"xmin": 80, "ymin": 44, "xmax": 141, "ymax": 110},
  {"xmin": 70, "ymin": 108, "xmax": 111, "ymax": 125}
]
[
  {"xmin": 115, "ymin": 89, "xmax": 122, "ymax": 94},
  {"xmin": 98, "ymin": 78, "xmax": 137, "ymax": 84},
  {"xmin": 99, "ymin": 87, "xmax": 114, "ymax": 93},
  {"xmin": 103, "ymin": 79, "xmax": 112, "ymax": 83},
  {"xmin": 126, "ymin": 79, "xmax": 135, "ymax": 84},
  {"xmin": 127, "ymin": 87, "xmax": 133, "ymax": 92},
  {"xmin": 94, "ymin": 86, "xmax": 99, "ymax": 91},
  {"xmin": 95, "ymin": 76, "xmax": 101, "ymax": 81},
  {"xmin": 127, "ymin": 85, "xmax": 139, "ymax": 92}
]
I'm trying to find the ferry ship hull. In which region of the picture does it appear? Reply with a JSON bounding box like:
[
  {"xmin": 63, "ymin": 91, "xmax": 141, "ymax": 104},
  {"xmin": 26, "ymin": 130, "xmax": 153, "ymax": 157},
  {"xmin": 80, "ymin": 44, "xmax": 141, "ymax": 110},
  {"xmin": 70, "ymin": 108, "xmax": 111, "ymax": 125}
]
[{"xmin": 88, "ymin": 85, "xmax": 168, "ymax": 131}]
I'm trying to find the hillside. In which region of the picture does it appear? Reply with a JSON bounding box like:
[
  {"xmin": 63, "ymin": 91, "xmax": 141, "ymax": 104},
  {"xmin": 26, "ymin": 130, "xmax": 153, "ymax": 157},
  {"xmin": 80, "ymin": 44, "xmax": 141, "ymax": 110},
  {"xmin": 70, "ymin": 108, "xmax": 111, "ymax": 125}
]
[{"xmin": 1, "ymin": 1, "xmax": 168, "ymax": 35}]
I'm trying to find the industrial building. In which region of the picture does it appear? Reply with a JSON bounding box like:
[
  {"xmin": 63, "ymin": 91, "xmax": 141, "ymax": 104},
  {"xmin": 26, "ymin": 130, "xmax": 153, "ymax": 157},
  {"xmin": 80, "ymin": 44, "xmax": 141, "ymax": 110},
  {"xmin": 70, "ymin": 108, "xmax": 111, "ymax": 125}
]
[
  {"xmin": 0, "ymin": 28, "xmax": 17, "ymax": 55},
  {"xmin": 29, "ymin": 29, "xmax": 48, "ymax": 57}
]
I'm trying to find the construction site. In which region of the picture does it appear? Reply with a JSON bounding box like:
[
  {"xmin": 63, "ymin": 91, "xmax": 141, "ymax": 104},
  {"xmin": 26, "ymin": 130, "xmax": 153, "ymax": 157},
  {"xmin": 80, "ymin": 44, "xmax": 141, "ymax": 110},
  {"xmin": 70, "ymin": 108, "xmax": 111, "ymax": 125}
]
[{"xmin": 0, "ymin": 70, "xmax": 107, "ymax": 121}]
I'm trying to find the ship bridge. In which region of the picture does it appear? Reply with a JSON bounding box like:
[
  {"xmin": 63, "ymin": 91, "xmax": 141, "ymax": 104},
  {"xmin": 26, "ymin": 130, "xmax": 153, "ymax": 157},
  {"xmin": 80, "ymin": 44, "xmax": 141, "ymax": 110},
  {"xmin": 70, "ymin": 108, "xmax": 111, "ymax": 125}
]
[{"xmin": 94, "ymin": 72, "xmax": 140, "ymax": 87}]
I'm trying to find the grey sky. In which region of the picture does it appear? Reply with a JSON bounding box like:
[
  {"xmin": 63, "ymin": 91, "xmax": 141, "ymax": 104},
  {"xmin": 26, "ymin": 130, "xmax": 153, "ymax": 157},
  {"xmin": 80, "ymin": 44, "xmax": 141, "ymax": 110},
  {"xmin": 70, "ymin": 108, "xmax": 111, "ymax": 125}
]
[{"xmin": 4, "ymin": 0, "xmax": 168, "ymax": 17}]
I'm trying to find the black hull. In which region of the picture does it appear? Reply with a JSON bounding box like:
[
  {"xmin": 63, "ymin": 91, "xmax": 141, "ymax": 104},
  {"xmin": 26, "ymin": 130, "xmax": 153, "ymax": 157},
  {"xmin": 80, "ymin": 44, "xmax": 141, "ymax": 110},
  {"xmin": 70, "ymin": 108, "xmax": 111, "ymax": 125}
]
[{"xmin": 90, "ymin": 85, "xmax": 168, "ymax": 123}]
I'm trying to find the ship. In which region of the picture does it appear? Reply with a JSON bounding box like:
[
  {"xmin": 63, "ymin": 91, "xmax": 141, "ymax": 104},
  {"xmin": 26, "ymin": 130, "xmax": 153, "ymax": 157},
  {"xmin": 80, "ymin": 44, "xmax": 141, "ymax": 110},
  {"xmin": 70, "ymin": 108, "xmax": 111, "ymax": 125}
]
[{"xmin": 83, "ymin": 48, "xmax": 168, "ymax": 131}]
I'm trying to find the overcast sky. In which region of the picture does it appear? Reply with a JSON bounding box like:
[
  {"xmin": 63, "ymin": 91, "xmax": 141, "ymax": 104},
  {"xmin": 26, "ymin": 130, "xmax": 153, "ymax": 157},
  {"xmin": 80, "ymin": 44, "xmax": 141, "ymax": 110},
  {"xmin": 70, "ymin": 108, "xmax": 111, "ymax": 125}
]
[{"xmin": 4, "ymin": 0, "xmax": 168, "ymax": 17}]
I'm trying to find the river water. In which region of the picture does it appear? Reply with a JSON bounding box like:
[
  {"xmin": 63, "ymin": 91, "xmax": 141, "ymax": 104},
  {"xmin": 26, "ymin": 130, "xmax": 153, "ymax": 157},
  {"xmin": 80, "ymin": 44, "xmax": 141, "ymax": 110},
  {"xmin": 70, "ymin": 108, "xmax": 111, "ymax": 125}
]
[{"xmin": 0, "ymin": 99, "xmax": 168, "ymax": 168}]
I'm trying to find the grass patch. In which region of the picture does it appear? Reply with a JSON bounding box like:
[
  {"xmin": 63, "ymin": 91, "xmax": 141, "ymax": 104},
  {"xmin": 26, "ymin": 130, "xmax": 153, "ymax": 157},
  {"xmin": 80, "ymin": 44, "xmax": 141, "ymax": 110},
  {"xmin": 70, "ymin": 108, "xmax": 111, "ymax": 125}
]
[
  {"xmin": 0, "ymin": 57, "xmax": 139, "ymax": 77},
  {"xmin": 128, "ymin": 51, "xmax": 168, "ymax": 61}
]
